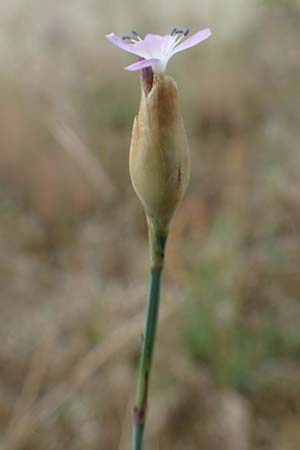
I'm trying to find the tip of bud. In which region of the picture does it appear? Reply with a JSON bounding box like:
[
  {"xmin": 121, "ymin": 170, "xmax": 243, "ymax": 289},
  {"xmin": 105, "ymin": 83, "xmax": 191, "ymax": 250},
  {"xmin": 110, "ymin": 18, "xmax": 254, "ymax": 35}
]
[{"xmin": 140, "ymin": 64, "xmax": 154, "ymax": 96}]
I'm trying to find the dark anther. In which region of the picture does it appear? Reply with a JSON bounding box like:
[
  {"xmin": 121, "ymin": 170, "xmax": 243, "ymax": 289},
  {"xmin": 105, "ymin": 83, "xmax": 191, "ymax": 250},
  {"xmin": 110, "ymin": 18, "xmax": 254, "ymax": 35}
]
[
  {"xmin": 122, "ymin": 35, "xmax": 132, "ymax": 40},
  {"xmin": 184, "ymin": 28, "xmax": 190, "ymax": 36},
  {"xmin": 131, "ymin": 30, "xmax": 140, "ymax": 37},
  {"xmin": 175, "ymin": 29, "xmax": 184, "ymax": 34},
  {"xmin": 171, "ymin": 27, "xmax": 177, "ymax": 35}
]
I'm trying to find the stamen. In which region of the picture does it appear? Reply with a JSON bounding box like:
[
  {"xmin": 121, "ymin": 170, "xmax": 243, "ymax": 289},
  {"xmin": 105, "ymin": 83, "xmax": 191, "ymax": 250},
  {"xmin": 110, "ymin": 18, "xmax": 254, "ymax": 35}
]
[
  {"xmin": 122, "ymin": 35, "xmax": 132, "ymax": 40},
  {"xmin": 173, "ymin": 32, "xmax": 185, "ymax": 49},
  {"xmin": 131, "ymin": 30, "xmax": 140, "ymax": 37},
  {"xmin": 131, "ymin": 30, "xmax": 142, "ymax": 41},
  {"xmin": 165, "ymin": 33, "xmax": 178, "ymax": 56},
  {"xmin": 171, "ymin": 27, "xmax": 177, "ymax": 36},
  {"xmin": 175, "ymin": 29, "xmax": 184, "ymax": 34},
  {"xmin": 184, "ymin": 28, "xmax": 190, "ymax": 36}
]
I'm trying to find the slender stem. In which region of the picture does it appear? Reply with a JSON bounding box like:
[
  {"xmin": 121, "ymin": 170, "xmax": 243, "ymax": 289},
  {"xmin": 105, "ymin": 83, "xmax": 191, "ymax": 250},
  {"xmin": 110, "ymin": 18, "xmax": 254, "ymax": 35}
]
[{"xmin": 132, "ymin": 221, "xmax": 168, "ymax": 450}]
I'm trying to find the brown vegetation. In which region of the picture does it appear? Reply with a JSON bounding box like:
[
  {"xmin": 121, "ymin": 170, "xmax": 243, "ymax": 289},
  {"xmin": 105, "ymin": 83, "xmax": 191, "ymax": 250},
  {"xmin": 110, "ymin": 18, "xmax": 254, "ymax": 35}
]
[{"xmin": 0, "ymin": 1, "xmax": 300, "ymax": 449}]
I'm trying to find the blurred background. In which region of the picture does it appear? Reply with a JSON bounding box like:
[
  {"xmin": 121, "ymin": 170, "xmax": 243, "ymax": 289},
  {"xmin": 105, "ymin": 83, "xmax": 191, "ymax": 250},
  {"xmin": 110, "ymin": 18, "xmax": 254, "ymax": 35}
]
[{"xmin": 0, "ymin": 0, "xmax": 300, "ymax": 449}]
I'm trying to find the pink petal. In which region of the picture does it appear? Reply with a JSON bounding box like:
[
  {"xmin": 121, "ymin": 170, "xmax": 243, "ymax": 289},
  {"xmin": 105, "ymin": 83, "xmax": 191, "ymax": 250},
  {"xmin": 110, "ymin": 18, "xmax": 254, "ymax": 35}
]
[
  {"xmin": 141, "ymin": 34, "xmax": 175, "ymax": 56},
  {"xmin": 125, "ymin": 58, "xmax": 160, "ymax": 71},
  {"xmin": 105, "ymin": 33, "xmax": 146, "ymax": 58},
  {"xmin": 123, "ymin": 34, "xmax": 174, "ymax": 60},
  {"xmin": 172, "ymin": 28, "xmax": 212, "ymax": 55}
]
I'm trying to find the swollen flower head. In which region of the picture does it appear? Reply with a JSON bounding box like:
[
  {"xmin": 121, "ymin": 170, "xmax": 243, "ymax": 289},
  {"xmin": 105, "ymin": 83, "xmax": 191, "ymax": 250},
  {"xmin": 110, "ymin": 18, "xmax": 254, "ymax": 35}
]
[
  {"xmin": 129, "ymin": 73, "xmax": 191, "ymax": 229},
  {"xmin": 105, "ymin": 27, "xmax": 212, "ymax": 74}
]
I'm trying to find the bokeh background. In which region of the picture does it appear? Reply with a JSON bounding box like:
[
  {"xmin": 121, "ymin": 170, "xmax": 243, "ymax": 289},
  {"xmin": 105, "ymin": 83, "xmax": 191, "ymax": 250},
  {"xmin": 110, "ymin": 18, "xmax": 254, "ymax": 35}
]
[{"xmin": 1, "ymin": 0, "xmax": 300, "ymax": 449}]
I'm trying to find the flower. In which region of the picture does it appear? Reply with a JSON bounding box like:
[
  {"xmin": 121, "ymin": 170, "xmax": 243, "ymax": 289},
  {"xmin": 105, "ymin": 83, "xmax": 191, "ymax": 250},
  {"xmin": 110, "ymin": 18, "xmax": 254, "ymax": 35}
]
[
  {"xmin": 105, "ymin": 27, "xmax": 212, "ymax": 73},
  {"xmin": 105, "ymin": 27, "xmax": 212, "ymax": 234}
]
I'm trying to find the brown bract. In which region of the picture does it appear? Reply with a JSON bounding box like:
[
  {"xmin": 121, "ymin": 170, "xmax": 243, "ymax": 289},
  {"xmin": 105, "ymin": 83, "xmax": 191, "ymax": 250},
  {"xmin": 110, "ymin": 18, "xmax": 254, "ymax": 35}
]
[{"xmin": 129, "ymin": 73, "xmax": 191, "ymax": 231}]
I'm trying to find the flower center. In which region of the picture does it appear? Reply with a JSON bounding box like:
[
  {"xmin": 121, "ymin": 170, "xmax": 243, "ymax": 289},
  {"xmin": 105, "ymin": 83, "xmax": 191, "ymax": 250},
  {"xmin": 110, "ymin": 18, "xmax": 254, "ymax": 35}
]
[
  {"xmin": 121, "ymin": 28, "xmax": 191, "ymax": 74},
  {"xmin": 121, "ymin": 27, "xmax": 190, "ymax": 45}
]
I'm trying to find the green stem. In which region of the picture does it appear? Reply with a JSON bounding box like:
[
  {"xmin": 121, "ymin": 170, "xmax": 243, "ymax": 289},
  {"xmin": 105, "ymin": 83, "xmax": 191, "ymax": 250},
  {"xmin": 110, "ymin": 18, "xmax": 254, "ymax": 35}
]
[{"xmin": 132, "ymin": 221, "xmax": 168, "ymax": 450}]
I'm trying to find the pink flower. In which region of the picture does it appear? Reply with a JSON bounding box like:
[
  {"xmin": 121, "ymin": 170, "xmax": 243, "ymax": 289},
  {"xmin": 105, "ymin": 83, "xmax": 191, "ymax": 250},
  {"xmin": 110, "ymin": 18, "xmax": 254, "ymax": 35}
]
[{"xmin": 105, "ymin": 27, "xmax": 212, "ymax": 73}]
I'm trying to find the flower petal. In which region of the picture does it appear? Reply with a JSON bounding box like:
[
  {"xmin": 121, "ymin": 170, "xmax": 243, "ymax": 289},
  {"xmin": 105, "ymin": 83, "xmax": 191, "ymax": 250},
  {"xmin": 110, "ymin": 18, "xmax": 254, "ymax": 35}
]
[
  {"xmin": 140, "ymin": 34, "xmax": 175, "ymax": 58},
  {"xmin": 172, "ymin": 28, "xmax": 212, "ymax": 55},
  {"xmin": 105, "ymin": 33, "xmax": 146, "ymax": 58},
  {"xmin": 125, "ymin": 58, "xmax": 160, "ymax": 71}
]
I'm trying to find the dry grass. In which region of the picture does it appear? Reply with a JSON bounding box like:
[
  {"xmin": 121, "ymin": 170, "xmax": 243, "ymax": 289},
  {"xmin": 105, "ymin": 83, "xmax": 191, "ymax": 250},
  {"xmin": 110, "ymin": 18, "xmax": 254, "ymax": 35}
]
[{"xmin": 0, "ymin": 1, "xmax": 300, "ymax": 449}]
